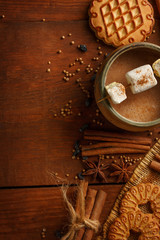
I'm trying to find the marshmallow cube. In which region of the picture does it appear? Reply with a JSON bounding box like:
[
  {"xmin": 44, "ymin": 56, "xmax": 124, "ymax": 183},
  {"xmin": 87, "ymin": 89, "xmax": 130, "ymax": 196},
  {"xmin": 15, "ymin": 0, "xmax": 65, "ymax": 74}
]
[
  {"xmin": 105, "ymin": 82, "xmax": 127, "ymax": 104},
  {"xmin": 125, "ymin": 64, "xmax": 157, "ymax": 94},
  {"xmin": 152, "ymin": 59, "xmax": 160, "ymax": 77}
]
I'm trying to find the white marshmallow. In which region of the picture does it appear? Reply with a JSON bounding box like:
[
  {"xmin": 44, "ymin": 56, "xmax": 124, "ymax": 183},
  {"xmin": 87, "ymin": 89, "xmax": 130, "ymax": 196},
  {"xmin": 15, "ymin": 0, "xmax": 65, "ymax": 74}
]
[
  {"xmin": 125, "ymin": 64, "xmax": 157, "ymax": 94},
  {"xmin": 105, "ymin": 82, "xmax": 127, "ymax": 104},
  {"xmin": 152, "ymin": 59, "xmax": 160, "ymax": 77}
]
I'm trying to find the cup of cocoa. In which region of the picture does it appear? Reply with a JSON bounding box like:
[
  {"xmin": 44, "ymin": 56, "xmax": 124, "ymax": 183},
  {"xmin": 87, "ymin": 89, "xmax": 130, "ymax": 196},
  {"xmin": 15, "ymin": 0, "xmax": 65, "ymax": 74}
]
[{"xmin": 95, "ymin": 42, "xmax": 160, "ymax": 131}]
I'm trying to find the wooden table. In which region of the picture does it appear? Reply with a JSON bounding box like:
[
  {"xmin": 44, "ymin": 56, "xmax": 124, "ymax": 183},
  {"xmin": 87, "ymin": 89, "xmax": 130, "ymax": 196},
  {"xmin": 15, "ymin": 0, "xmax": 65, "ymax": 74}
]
[{"xmin": 0, "ymin": 0, "xmax": 160, "ymax": 239}]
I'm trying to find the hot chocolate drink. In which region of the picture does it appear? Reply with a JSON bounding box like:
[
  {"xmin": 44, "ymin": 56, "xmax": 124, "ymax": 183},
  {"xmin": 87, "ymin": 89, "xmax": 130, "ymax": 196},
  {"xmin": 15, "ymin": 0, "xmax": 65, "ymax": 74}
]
[{"xmin": 106, "ymin": 48, "xmax": 160, "ymax": 122}]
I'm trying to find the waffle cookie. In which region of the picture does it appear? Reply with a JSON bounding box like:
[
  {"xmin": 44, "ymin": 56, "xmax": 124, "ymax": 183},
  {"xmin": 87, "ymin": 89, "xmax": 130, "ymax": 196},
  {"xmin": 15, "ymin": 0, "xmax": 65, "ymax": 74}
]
[
  {"xmin": 108, "ymin": 211, "xmax": 160, "ymax": 240},
  {"xmin": 89, "ymin": 0, "xmax": 155, "ymax": 47},
  {"xmin": 120, "ymin": 183, "xmax": 160, "ymax": 224}
]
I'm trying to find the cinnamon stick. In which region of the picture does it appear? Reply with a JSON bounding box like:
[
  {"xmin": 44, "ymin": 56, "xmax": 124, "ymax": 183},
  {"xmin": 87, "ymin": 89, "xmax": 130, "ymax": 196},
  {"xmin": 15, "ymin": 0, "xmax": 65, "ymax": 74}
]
[
  {"xmin": 82, "ymin": 142, "xmax": 150, "ymax": 152},
  {"xmin": 75, "ymin": 181, "xmax": 88, "ymax": 214},
  {"xmin": 82, "ymin": 147, "xmax": 147, "ymax": 157},
  {"xmin": 75, "ymin": 188, "xmax": 97, "ymax": 240},
  {"xmin": 84, "ymin": 130, "xmax": 152, "ymax": 146},
  {"xmin": 83, "ymin": 190, "xmax": 107, "ymax": 240},
  {"xmin": 155, "ymin": 154, "xmax": 160, "ymax": 162},
  {"xmin": 149, "ymin": 160, "xmax": 160, "ymax": 172}
]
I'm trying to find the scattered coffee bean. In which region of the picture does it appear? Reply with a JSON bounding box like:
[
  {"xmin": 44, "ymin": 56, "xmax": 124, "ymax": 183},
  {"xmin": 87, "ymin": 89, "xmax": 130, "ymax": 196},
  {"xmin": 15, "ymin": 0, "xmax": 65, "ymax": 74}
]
[
  {"xmin": 79, "ymin": 123, "xmax": 89, "ymax": 132},
  {"xmin": 79, "ymin": 44, "xmax": 87, "ymax": 52},
  {"xmin": 55, "ymin": 230, "xmax": 63, "ymax": 238},
  {"xmin": 85, "ymin": 97, "xmax": 92, "ymax": 107},
  {"xmin": 73, "ymin": 141, "xmax": 81, "ymax": 156},
  {"xmin": 74, "ymin": 140, "xmax": 80, "ymax": 150},
  {"xmin": 91, "ymin": 74, "xmax": 96, "ymax": 82},
  {"xmin": 78, "ymin": 172, "xmax": 85, "ymax": 180},
  {"xmin": 82, "ymin": 156, "xmax": 88, "ymax": 160}
]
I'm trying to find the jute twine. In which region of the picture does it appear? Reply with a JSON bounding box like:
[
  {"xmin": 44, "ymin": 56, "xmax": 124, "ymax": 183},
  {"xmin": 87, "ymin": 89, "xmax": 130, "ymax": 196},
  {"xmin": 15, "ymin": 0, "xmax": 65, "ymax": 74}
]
[{"xmin": 61, "ymin": 185, "xmax": 100, "ymax": 240}]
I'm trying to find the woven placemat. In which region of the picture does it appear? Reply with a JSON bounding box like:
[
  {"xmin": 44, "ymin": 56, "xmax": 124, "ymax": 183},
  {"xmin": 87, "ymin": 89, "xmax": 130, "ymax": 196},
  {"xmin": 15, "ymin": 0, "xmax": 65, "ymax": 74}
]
[{"xmin": 98, "ymin": 139, "xmax": 160, "ymax": 240}]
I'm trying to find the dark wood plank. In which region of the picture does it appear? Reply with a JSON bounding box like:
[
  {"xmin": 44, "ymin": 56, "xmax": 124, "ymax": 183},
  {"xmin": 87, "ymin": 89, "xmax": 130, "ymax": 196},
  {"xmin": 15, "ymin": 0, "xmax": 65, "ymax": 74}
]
[
  {"xmin": 0, "ymin": 19, "xmax": 160, "ymax": 187},
  {"xmin": 0, "ymin": 20, "xmax": 113, "ymax": 187},
  {"xmin": 0, "ymin": 0, "xmax": 158, "ymax": 22},
  {"xmin": 0, "ymin": 0, "xmax": 89, "ymax": 22},
  {"xmin": 0, "ymin": 184, "xmax": 122, "ymax": 240}
]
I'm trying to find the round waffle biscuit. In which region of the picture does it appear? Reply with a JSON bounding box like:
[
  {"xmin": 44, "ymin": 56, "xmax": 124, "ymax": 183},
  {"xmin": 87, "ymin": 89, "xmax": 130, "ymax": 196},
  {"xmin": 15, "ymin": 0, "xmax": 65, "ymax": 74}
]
[{"xmin": 89, "ymin": 0, "xmax": 155, "ymax": 47}]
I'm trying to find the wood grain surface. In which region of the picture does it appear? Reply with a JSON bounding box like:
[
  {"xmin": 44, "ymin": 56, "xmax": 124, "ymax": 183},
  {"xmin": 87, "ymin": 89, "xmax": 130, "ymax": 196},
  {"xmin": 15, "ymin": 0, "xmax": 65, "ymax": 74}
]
[
  {"xmin": 0, "ymin": 185, "xmax": 122, "ymax": 240},
  {"xmin": 0, "ymin": 0, "xmax": 160, "ymax": 239}
]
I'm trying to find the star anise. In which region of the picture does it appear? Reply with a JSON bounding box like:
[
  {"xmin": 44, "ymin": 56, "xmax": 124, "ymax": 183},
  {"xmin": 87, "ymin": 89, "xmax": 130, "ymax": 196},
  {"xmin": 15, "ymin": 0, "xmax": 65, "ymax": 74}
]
[
  {"xmin": 82, "ymin": 159, "xmax": 109, "ymax": 182},
  {"xmin": 109, "ymin": 160, "xmax": 133, "ymax": 183}
]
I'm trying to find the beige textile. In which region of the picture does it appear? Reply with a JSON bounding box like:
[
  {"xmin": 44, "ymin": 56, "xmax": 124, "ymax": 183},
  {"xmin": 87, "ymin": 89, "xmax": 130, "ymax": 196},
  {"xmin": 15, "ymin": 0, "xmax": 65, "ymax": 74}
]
[{"xmin": 98, "ymin": 139, "xmax": 160, "ymax": 240}]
